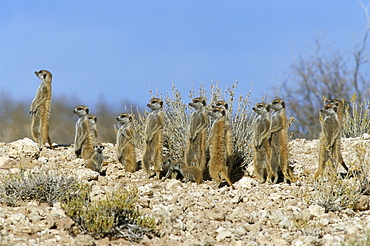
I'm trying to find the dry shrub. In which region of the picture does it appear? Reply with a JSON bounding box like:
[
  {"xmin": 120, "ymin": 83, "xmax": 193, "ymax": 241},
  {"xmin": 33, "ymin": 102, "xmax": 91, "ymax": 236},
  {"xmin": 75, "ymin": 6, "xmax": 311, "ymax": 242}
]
[
  {"xmin": 0, "ymin": 168, "xmax": 83, "ymax": 206},
  {"xmin": 134, "ymin": 81, "xmax": 255, "ymax": 173},
  {"xmin": 302, "ymin": 144, "xmax": 370, "ymax": 212},
  {"xmin": 342, "ymin": 94, "xmax": 370, "ymax": 138}
]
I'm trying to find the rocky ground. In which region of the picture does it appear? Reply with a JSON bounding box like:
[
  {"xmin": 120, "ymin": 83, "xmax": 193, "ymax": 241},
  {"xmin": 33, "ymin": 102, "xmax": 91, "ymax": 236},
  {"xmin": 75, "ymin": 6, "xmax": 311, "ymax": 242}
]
[{"xmin": 0, "ymin": 137, "xmax": 370, "ymax": 246}]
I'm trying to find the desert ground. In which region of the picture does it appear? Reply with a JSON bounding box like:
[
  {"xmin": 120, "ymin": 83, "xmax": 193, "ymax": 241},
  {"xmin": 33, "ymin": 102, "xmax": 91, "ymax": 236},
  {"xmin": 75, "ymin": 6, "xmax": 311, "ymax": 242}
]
[{"xmin": 0, "ymin": 136, "xmax": 370, "ymax": 245}]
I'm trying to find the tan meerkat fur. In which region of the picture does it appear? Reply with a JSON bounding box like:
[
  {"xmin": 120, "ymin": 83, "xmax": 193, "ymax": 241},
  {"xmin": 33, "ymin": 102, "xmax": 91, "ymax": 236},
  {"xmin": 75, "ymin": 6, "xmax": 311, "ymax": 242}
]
[
  {"xmin": 315, "ymin": 103, "xmax": 342, "ymax": 179},
  {"xmin": 143, "ymin": 98, "xmax": 164, "ymax": 179},
  {"xmin": 30, "ymin": 70, "xmax": 54, "ymax": 150},
  {"xmin": 213, "ymin": 100, "xmax": 234, "ymax": 177},
  {"xmin": 185, "ymin": 97, "xmax": 208, "ymax": 172},
  {"xmin": 116, "ymin": 113, "xmax": 137, "ymax": 173},
  {"xmin": 207, "ymin": 107, "xmax": 234, "ymax": 188},
  {"xmin": 162, "ymin": 157, "xmax": 203, "ymax": 184},
  {"xmin": 73, "ymin": 105, "xmax": 95, "ymax": 160},
  {"xmin": 252, "ymin": 103, "xmax": 272, "ymax": 183},
  {"xmin": 324, "ymin": 99, "xmax": 348, "ymax": 172},
  {"xmin": 86, "ymin": 143, "xmax": 104, "ymax": 173},
  {"xmin": 269, "ymin": 99, "xmax": 295, "ymax": 183},
  {"xmin": 88, "ymin": 115, "xmax": 98, "ymax": 142}
]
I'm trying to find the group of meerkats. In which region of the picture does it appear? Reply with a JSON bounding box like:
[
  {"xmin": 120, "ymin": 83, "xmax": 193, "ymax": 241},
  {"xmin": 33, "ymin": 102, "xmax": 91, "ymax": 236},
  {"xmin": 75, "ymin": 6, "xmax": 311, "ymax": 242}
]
[{"xmin": 30, "ymin": 70, "xmax": 347, "ymax": 188}]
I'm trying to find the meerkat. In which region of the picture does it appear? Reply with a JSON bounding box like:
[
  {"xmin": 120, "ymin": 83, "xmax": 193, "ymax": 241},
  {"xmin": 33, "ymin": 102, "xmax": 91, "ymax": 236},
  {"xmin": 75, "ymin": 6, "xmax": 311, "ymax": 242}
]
[
  {"xmin": 116, "ymin": 113, "xmax": 137, "ymax": 173},
  {"xmin": 30, "ymin": 70, "xmax": 54, "ymax": 150},
  {"xmin": 142, "ymin": 98, "xmax": 164, "ymax": 179},
  {"xmin": 315, "ymin": 103, "xmax": 342, "ymax": 179},
  {"xmin": 73, "ymin": 105, "xmax": 95, "ymax": 160},
  {"xmin": 88, "ymin": 115, "xmax": 98, "ymax": 142},
  {"xmin": 324, "ymin": 99, "xmax": 348, "ymax": 172},
  {"xmin": 185, "ymin": 97, "xmax": 208, "ymax": 173},
  {"xmin": 213, "ymin": 100, "xmax": 234, "ymax": 177},
  {"xmin": 252, "ymin": 103, "xmax": 272, "ymax": 183},
  {"xmin": 269, "ymin": 99, "xmax": 295, "ymax": 183},
  {"xmin": 86, "ymin": 143, "xmax": 105, "ymax": 173},
  {"xmin": 207, "ymin": 106, "xmax": 234, "ymax": 188},
  {"xmin": 162, "ymin": 157, "xmax": 203, "ymax": 184}
]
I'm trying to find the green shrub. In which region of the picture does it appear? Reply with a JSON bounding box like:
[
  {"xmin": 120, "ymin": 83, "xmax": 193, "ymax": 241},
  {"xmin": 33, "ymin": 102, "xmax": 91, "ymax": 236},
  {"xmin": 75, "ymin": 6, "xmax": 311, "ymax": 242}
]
[{"xmin": 62, "ymin": 186, "xmax": 158, "ymax": 241}]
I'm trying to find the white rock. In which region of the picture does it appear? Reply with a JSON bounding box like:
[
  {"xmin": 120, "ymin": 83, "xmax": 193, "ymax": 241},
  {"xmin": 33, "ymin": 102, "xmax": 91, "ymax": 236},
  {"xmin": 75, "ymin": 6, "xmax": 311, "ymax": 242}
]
[
  {"xmin": 165, "ymin": 179, "xmax": 182, "ymax": 190},
  {"xmin": 292, "ymin": 236, "xmax": 318, "ymax": 246},
  {"xmin": 309, "ymin": 204, "xmax": 325, "ymax": 217},
  {"xmin": 216, "ymin": 226, "xmax": 233, "ymax": 241},
  {"xmin": 75, "ymin": 168, "xmax": 99, "ymax": 181},
  {"xmin": 237, "ymin": 177, "xmax": 257, "ymax": 189}
]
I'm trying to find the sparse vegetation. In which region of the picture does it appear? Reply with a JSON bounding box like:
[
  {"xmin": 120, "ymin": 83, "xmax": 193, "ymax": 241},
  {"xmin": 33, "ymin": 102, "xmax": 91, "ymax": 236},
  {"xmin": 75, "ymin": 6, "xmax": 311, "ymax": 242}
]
[
  {"xmin": 302, "ymin": 144, "xmax": 370, "ymax": 213},
  {"xmin": 0, "ymin": 168, "xmax": 158, "ymax": 241},
  {"xmin": 63, "ymin": 187, "xmax": 158, "ymax": 241},
  {"xmin": 342, "ymin": 94, "xmax": 370, "ymax": 138},
  {"xmin": 0, "ymin": 168, "xmax": 84, "ymax": 206}
]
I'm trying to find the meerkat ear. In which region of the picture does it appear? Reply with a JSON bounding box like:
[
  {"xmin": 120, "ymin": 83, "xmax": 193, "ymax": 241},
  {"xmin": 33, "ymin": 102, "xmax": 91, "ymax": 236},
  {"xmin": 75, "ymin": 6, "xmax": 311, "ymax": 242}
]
[
  {"xmin": 160, "ymin": 100, "xmax": 164, "ymax": 107},
  {"xmin": 333, "ymin": 106, "xmax": 338, "ymax": 112},
  {"xmin": 266, "ymin": 105, "xmax": 271, "ymax": 111},
  {"xmin": 86, "ymin": 108, "xmax": 89, "ymax": 114},
  {"xmin": 43, "ymin": 73, "xmax": 47, "ymax": 79},
  {"xmin": 202, "ymin": 99, "xmax": 206, "ymax": 106},
  {"xmin": 281, "ymin": 100, "xmax": 285, "ymax": 108},
  {"xmin": 224, "ymin": 102, "xmax": 229, "ymax": 110}
]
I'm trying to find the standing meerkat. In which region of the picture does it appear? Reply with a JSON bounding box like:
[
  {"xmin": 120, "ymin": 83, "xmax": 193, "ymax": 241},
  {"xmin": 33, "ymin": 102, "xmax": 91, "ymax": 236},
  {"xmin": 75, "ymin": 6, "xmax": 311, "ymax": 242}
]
[
  {"xmin": 86, "ymin": 143, "xmax": 105, "ymax": 173},
  {"xmin": 30, "ymin": 70, "xmax": 53, "ymax": 150},
  {"xmin": 252, "ymin": 103, "xmax": 272, "ymax": 183},
  {"xmin": 207, "ymin": 106, "xmax": 234, "ymax": 188},
  {"xmin": 73, "ymin": 105, "xmax": 95, "ymax": 160},
  {"xmin": 142, "ymin": 98, "xmax": 164, "ymax": 179},
  {"xmin": 116, "ymin": 113, "xmax": 137, "ymax": 173},
  {"xmin": 324, "ymin": 99, "xmax": 348, "ymax": 173},
  {"xmin": 315, "ymin": 103, "xmax": 342, "ymax": 179},
  {"xmin": 269, "ymin": 99, "xmax": 295, "ymax": 183},
  {"xmin": 185, "ymin": 97, "xmax": 208, "ymax": 172},
  {"xmin": 162, "ymin": 157, "xmax": 203, "ymax": 184},
  {"xmin": 213, "ymin": 100, "xmax": 234, "ymax": 177},
  {"xmin": 88, "ymin": 115, "xmax": 98, "ymax": 142}
]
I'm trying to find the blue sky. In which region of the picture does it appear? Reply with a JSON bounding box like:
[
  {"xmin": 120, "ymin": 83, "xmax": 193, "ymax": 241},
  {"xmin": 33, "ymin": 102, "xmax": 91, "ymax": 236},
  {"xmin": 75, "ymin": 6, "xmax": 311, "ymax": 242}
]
[{"xmin": 0, "ymin": 1, "xmax": 367, "ymax": 110}]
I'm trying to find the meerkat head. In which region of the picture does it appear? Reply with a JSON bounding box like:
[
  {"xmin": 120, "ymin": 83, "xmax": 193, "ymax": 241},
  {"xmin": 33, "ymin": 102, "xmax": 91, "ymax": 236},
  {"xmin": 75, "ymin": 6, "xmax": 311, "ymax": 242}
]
[
  {"xmin": 252, "ymin": 103, "xmax": 270, "ymax": 115},
  {"xmin": 325, "ymin": 99, "xmax": 343, "ymax": 108},
  {"xmin": 73, "ymin": 105, "xmax": 89, "ymax": 117},
  {"xmin": 35, "ymin": 70, "xmax": 52, "ymax": 82},
  {"xmin": 320, "ymin": 103, "xmax": 338, "ymax": 116},
  {"xmin": 270, "ymin": 99, "xmax": 285, "ymax": 111},
  {"xmin": 189, "ymin": 97, "xmax": 206, "ymax": 110},
  {"xmin": 88, "ymin": 115, "xmax": 97, "ymax": 125},
  {"xmin": 212, "ymin": 100, "xmax": 229, "ymax": 110},
  {"xmin": 209, "ymin": 106, "xmax": 226, "ymax": 119},
  {"xmin": 147, "ymin": 98, "xmax": 163, "ymax": 111},
  {"xmin": 162, "ymin": 156, "xmax": 173, "ymax": 168},
  {"xmin": 93, "ymin": 143, "xmax": 105, "ymax": 153},
  {"xmin": 116, "ymin": 113, "xmax": 132, "ymax": 124}
]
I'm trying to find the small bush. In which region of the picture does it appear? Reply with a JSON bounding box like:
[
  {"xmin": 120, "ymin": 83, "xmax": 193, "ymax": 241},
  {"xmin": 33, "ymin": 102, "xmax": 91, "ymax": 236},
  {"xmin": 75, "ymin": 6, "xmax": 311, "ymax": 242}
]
[
  {"xmin": 303, "ymin": 145, "xmax": 370, "ymax": 212},
  {"xmin": 135, "ymin": 81, "xmax": 255, "ymax": 172},
  {"xmin": 0, "ymin": 168, "xmax": 84, "ymax": 206},
  {"xmin": 342, "ymin": 94, "xmax": 370, "ymax": 138},
  {"xmin": 62, "ymin": 187, "xmax": 158, "ymax": 241}
]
